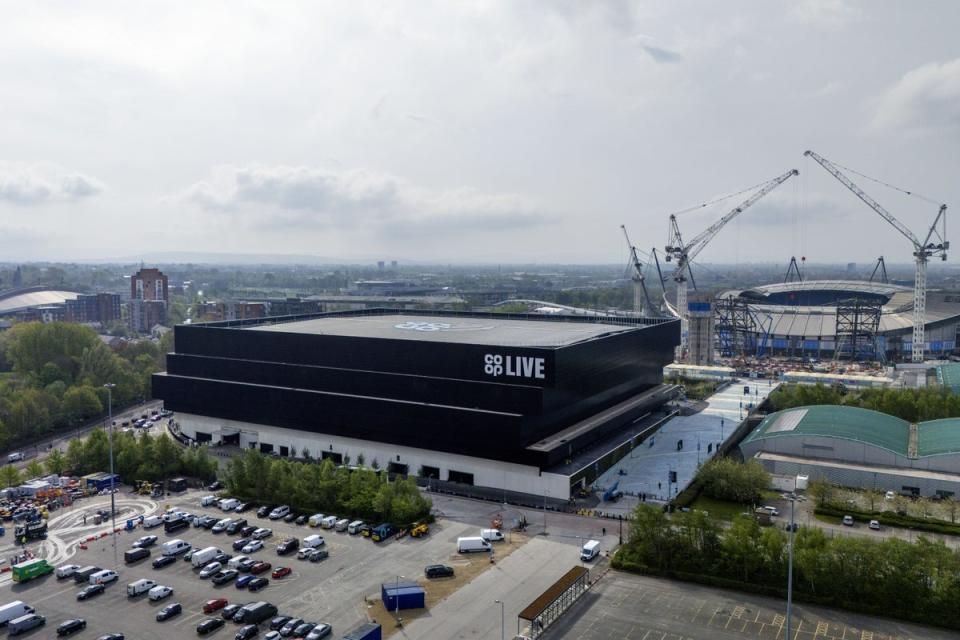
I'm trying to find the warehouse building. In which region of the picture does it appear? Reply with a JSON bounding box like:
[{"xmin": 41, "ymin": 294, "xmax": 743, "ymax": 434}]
[
  {"xmin": 153, "ymin": 309, "xmax": 679, "ymax": 500},
  {"xmin": 741, "ymin": 405, "xmax": 960, "ymax": 497}
]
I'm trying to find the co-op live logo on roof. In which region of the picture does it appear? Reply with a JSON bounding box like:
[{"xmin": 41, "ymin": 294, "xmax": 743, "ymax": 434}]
[
  {"xmin": 394, "ymin": 321, "xmax": 493, "ymax": 332},
  {"xmin": 484, "ymin": 354, "xmax": 546, "ymax": 380}
]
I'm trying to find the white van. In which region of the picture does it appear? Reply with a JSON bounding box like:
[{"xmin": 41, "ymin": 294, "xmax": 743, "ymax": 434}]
[
  {"xmin": 6, "ymin": 452, "xmax": 24, "ymax": 463},
  {"xmin": 480, "ymin": 529, "xmax": 505, "ymax": 542},
  {"xmin": 302, "ymin": 534, "xmax": 325, "ymax": 549},
  {"xmin": 200, "ymin": 495, "xmax": 218, "ymax": 507},
  {"xmin": 580, "ymin": 539, "xmax": 601, "ymax": 561},
  {"xmin": 55, "ymin": 564, "xmax": 81, "ymax": 579},
  {"xmin": 457, "ymin": 537, "xmax": 492, "ymax": 553},
  {"xmin": 191, "ymin": 546, "xmax": 221, "ymax": 568},
  {"xmin": 308, "ymin": 514, "xmax": 325, "ymax": 527},
  {"xmin": 219, "ymin": 498, "xmax": 240, "ymax": 511},
  {"xmin": 334, "ymin": 518, "xmax": 350, "ymax": 532},
  {"xmin": 142, "ymin": 515, "xmax": 163, "ymax": 529},
  {"xmin": 161, "ymin": 539, "xmax": 191, "ymax": 556},
  {"xmin": 320, "ymin": 515, "xmax": 337, "ymax": 529},
  {"xmin": 0, "ymin": 601, "xmax": 34, "ymax": 626},
  {"xmin": 228, "ymin": 555, "xmax": 251, "ymax": 570},
  {"xmin": 126, "ymin": 578, "xmax": 156, "ymax": 596},
  {"xmin": 89, "ymin": 569, "xmax": 118, "ymax": 585},
  {"xmin": 347, "ymin": 520, "xmax": 364, "ymax": 535},
  {"xmin": 269, "ymin": 505, "xmax": 290, "ymax": 520}
]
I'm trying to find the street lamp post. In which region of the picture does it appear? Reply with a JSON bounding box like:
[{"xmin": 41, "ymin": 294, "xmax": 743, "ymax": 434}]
[
  {"xmin": 542, "ymin": 489, "xmax": 548, "ymax": 535},
  {"xmin": 785, "ymin": 496, "xmax": 796, "ymax": 639},
  {"xmin": 104, "ymin": 383, "xmax": 117, "ymax": 568},
  {"xmin": 494, "ymin": 599, "xmax": 504, "ymax": 640},
  {"xmin": 395, "ymin": 574, "xmax": 404, "ymax": 626}
]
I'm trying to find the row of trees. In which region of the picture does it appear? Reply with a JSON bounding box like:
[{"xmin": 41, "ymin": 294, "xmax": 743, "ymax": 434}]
[
  {"xmin": 616, "ymin": 504, "xmax": 960, "ymax": 629},
  {"xmin": 224, "ymin": 449, "xmax": 432, "ymax": 526},
  {"xmin": 0, "ymin": 322, "xmax": 172, "ymax": 449},
  {"xmin": 0, "ymin": 428, "xmax": 218, "ymax": 489},
  {"xmin": 769, "ymin": 383, "xmax": 960, "ymax": 423}
]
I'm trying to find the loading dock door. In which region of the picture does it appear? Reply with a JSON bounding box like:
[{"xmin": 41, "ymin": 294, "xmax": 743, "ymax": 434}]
[
  {"xmin": 195, "ymin": 432, "xmax": 212, "ymax": 443},
  {"xmin": 388, "ymin": 462, "xmax": 409, "ymax": 476}
]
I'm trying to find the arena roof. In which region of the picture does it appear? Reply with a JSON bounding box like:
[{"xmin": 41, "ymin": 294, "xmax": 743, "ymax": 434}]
[
  {"xmin": 745, "ymin": 405, "xmax": 910, "ymax": 456},
  {"xmin": 246, "ymin": 313, "xmax": 636, "ymax": 347},
  {"xmin": 936, "ymin": 364, "xmax": 960, "ymax": 393},
  {"xmin": 747, "ymin": 405, "xmax": 960, "ymax": 458},
  {"xmin": 0, "ymin": 289, "xmax": 78, "ymax": 315}
]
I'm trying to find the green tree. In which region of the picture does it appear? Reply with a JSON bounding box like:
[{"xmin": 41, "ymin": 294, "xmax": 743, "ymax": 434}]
[
  {"xmin": 0, "ymin": 464, "xmax": 21, "ymax": 488},
  {"xmin": 697, "ymin": 457, "xmax": 770, "ymax": 503},
  {"xmin": 45, "ymin": 448, "xmax": 66, "ymax": 476},
  {"xmin": 808, "ymin": 478, "xmax": 837, "ymax": 508},
  {"xmin": 65, "ymin": 438, "xmax": 87, "ymax": 474},
  {"xmin": 62, "ymin": 385, "xmax": 103, "ymax": 425},
  {"xmin": 25, "ymin": 459, "xmax": 43, "ymax": 480}
]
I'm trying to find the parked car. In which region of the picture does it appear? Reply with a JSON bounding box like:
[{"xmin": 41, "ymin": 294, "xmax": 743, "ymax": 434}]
[
  {"xmin": 221, "ymin": 604, "xmax": 241, "ymax": 620},
  {"xmin": 153, "ymin": 555, "xmax": 177, "ymax": 569},
  {"xmin": 253, "ymin": 527, "xmax": 273, "ymax": 540},
  {"xmin": 208, "ymin": 481, "xmax": 224, "ymax": 491},
  {"xmin": 56, "ymin": 564, "xmax": 81, "ymax": 579},
  {"xmin": 257, "ymin": 505, "xmax": 272, "ymax": 518},
  {"xmin": 233, "ymin": 538, "xmax": 252, "ymax": 551},
  {"xmin": 202, "ymin": 598, "xmax": 229, "ymax": 614},
  {"xmin": 248, "ymin": 577, "xmax": 269, "ymax": 592},
  {"xmin": 226, "ymin": 519, "xmax": 248, "ymax": 535},
  {"xmin": 133, "ymin": 535, "xmax": 158, "ymax": 548},
  {"xmin": 425, "ymin": 564, "xmax": 455, "ymax": 579},
  {"xmin": 241, "ymin": 525, "xmax": 257, "ymax": 537},
  {"xmin": 149, "ymin": 585, "xmax": 174, "ymax": 601},
  {"xmin": 56, "ymin": 618, "xmax": 87, "ymax": 636},
  {"xmin": 236, "ymin": 624, "xmax": 259, "ymax": 640},
  {"xmin": 197, "ymin": 618, "xmax": 226, "ymax": 635},
  {"xmin": 305, "ymin": 624, "xmax": 333, "ymax": 640},
  {"xmin": 235, "ymin": 574, "xmax": 256, "ymax": 589},
  {"xmin": 280, "ymin": 619, "xmax": 304, "ymax": 636},
  {"xmin": 294, "ymin": 514, "xmax": 308, "ymax": 526},
  {"xmin": 869, "ymin": 519, "xmax": 881, "ymax": 530},
  {"xmin": 212, "ymin": 569, "xmax": 239, "ymax": 585},
  {"xmin": 268, "ymin": 506, "xmax": 290, "ymax": 520},
  {"xmin": 234, "ymin": 502, "xmax": 252, "ymax": 513},
  {"xmin": 277, "ymin": 538, "xmax": 299, "ymax": 555},
  {"xmin": 283, "ymin": 512, "xmax": 298, "ymax": 523},
  {"xmin": 270, "ymin": 616, "xmax": 292, "ymax": 631},
  {"xmin": 292, "ymin": 623, "xmax": 317, "ymax": 638},
  {"xmin": 77, "ymin": 584, "xmax": 105, "ymax": 600},
  {"xmin": 272, "ymin": 566, "xmax": 292, "ymax": 579},
  {"xmin": 308, "ymin": 549, "xmax": 329, "ymax": 563},
  {"xmin": 199, "ymin": 562, "xmax": 223, "ymax": 579},
  {"xmin": 156, "ymin": 603, "xmax": 182, "ymax": 621},
  {"xmin": 243, "ymin": 540, "xmax": 264, "ymax": 554},
  {"xmin": 237, "ymin": 558, "xmax": 258, "ymax": 572},
  {"xmin": 213, "ymin": 552, "xmax": 233, "ymax": 564},
  {"xmin": 842, "ymin": 515, "xmax": 855, "ymax": 526},
  {"xmin": 251, "ymin": 561, "xmax": 272, "ymax": 574}
]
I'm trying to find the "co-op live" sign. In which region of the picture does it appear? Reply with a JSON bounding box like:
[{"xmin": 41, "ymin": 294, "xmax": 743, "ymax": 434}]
[{"xmin": 483, "ymin": 353, "xmax": 546, "ymax": 380}]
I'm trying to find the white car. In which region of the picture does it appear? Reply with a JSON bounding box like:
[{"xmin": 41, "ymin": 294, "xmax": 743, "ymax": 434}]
[
  {"xmin": 869, "ymin": 520, "xmax": 881, "ymax": 530},
  {"xmin": 884, "ymin": 491, "xmax": 896, "ymax": 500},
  {"xmin": 268, "ymin": 506, "xmax": 290, "ymax": 520},
  {"xmin": 199, "ymin": 561, "xmax": 222, "ymax": 578},
  {"xmin": 56, "ymin": 564, "xmax": 81, "ymax": 579},
  {"xmin": 242, "ymin": 540, "xmax": 264, "ymax": 553},
  {"xmin": 148, "ymin": 585, "xmax": 173, "ymax": 601},
  {"xmin": 760, "ymin": 506, "xmax": 779, "ymax": 517},
  {"xmin": 252, "ymin": 527, "xmax": 273, "ymax": 540}
]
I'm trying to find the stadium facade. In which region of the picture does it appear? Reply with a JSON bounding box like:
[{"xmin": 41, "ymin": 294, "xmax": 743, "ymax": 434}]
[
  {"xmin": 716, "ymin": 280, "xmax": 960, "ymax": 360},
  {"xmin": 153, "ymin": 309, "xmax": 680, "ymax": 499}
]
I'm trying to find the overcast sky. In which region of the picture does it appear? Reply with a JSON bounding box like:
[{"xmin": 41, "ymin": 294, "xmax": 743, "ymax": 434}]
[{"xmin": 0, "ymin": 1, "xmax": 958, "ymax": 265}]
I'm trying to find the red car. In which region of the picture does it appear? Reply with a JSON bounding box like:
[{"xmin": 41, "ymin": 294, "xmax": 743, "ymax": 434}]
[
  {"xmin": 271, "ymin": 566, "xmax": 292, "ymax": 579},
  {"xmin": 250, "ymin": 561, "xmax": 272, "ymax": 575},
  {"xmin": 202, "ymin": 598, "xmax": 228, "ymax": 614}
]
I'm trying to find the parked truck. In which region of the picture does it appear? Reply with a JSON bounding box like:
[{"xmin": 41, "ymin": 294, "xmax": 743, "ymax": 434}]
[
  {"xmin": 13, "ymin": 521, "xmax": 47, "ymax": 541},
  {"xmin": 371, "ymin": 523, "xmax": 394, "ymax": 542},
  {"xmin": 11, "ymin": 559, "xmax": 53, "ymax": 583}
]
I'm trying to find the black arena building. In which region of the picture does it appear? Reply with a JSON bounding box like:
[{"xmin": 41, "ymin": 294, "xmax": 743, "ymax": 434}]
[{"xmin": 154, "ymin": 309, "xmax": 679, "ymax": 499}]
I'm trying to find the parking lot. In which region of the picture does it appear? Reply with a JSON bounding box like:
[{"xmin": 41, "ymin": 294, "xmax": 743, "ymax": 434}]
[
  {"xmin": 553, "ymin": 571, "xmax": 956, "ymax": 640},
  {"xmin": 3, "ymin": 490, "xmax": 514, "ymax": 639}
]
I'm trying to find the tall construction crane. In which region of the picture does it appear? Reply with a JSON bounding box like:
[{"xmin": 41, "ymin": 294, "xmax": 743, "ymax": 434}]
[
  {"xmin": 665, "ymin": 168, "xmax": 799, "ymax": 359},
  {"xmin": 620, "ymin": 225, "xmax": 655, "ymax": 316},
  {"xmin": 804, "ymin": 150, "xmax": 948, "ymax": 363}
]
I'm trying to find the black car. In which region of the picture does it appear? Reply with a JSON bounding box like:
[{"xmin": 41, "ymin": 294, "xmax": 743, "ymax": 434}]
[
  {"xmin": 247, "ymin": 577, "xmax": 269, "ymax": 592},
  {"xmin": 283, "ymin": 512, "xmax": 298, "ymax": 523},
  {"xmin": 96, "ymin": 635, "xmax": 124, "ymax": 640},
  {"xmin": 208, "ymin": 481, "xmax": 224, "ymax": 491},
  {"xmin": 213, "ymin": 552, "xmax": 233, "ymax": 564},
  {"xmin": 197, "ymin": 617, "xmax": 226, "ymax": 635},
  {"xmin": 293, "ymin": 623, "xmax": 316, "ymax": 638},
  {"xmin": 235, "ymin": 625, "xmax": 258, "ymax": 640},
  {"xmin": 257, "ymin": 505, "xmax": 272, "ymax": 518},
  {"xmin": 153, "ymin": 555, "xmax": 177, "ymax": 569},
  {"xmin": 235, "ymin": 502, "xmax": 252, "ymax": 513},
  {"xmin": 200, "ymin": 516, "xmax": 219, "ymax": 529},
  {"xmin": 221, "ymin": 604, "xmax": 241, "ymax": 620},
  {"xmin": 425, "ymin": 564, "xmax": 455, "ymax": 579},
  {"xmin": 279, "ymin": 618, "xmax": 304, "ymax": 636},
  {"xmin": 212, "ymin": 569, "xmax": 239, "ymax": 585},
  {"xmin": 277, "ymin": 538, "xmax": 299, "ymax": 555},
  {"xmin": 269, "ymin": 616, "xmax": 292, "ymax": 631},
  {"xmin": 295, "ymin": 514, "xmax": 309, "ymax": 526},
  {"xmin": 308, "ymin": 549, "xmax": 329, "ymax": 562},
  {"xmin": 240, "ymin": 525, "xmax": 257, "ymax": 537},
  {"xmin": 156, "ymin": 603, "xmax": 182, "ymax": 621},
  {"xmin": 56, "ymin": 618, "xmax": 87, "ymax": 636},
  {"xmin": 237, "ymin": 558, "xmax": 258, "ymax": 572},
  {"xmin": 233, "ymin": 538, "xmax": 251, "ymax": 551},
  {"xmin": 226, "ymin": 519, "xmax": 248, "ymax": 535},
  {"xmin": 77, "ymin": 584, "xmax": 105, "ymax": 600}
]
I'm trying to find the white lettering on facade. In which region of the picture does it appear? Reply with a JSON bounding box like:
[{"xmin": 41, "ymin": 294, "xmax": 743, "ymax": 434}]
[{"xmin": 484, "ymin": 353, "xmax": 546, "ymax": 380}]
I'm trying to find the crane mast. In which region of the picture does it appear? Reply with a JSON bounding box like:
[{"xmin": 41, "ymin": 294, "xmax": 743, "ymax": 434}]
[
  {"xmin": 804, "ymin": 150, "xmax": 948, "ymax": 363},
  {"xmin": 620, "ymin": 225, "xmax": 654, "ymax": 316},
  {"xmin": 664, "ymin": 168, "xmax": 799, "ymax": 360}
]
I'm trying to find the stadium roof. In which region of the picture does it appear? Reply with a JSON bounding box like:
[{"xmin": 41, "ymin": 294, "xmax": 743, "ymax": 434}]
[
  {"xmin": 747, "ymin": 405, "xmax": 960, "ymax": 458},
  {"xmin": 0, "ymin": 289, "xmax": 78, "ymax": 315},
  {"xmin": 745, "ymin": 405, "xmax": 910, "ymax": 456},
  {"xmin": 936, "ymin": 363, "xmax": 960, "ymax": 394},
  {"xmin": 247, "ymin": 313, "xmax": 637, "ymax": 347}
]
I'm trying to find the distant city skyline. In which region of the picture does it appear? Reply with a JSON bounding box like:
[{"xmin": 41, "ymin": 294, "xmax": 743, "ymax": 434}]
[{"xmin": 1, "ymin": 2, "xmax": 957, "ymax": 264}]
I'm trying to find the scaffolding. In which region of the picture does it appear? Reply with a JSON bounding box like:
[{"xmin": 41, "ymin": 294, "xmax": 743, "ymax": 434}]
[
  {"xmin": 517, "ymin": 566, "xmax": 589, "ymax": 638},
  {"xmin": 834, "ymin": 298, "xmax": 883, "ymax": 361},
  {"xmin": 715, "ymin": 295, "xmax": 757, "ymax": 358}
]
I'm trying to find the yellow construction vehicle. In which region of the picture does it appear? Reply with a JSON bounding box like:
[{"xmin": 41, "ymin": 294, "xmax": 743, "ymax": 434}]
[{"xmin": 410, "ymin": 523, "xmax": 429, "ymax": 538}]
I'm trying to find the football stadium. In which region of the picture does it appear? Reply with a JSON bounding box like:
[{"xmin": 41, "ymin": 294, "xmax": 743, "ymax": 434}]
[{"xmin": 153, "ymin": 309, "xmax": 680, "ymax": 500}]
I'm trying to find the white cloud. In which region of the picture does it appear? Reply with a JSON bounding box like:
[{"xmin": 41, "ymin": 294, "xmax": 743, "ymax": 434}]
[
  {"xmin": 0, "ymin": 164, "xmax": 103, "ymax": 205},
  {"xmin": 635, "ymin": 35, "xmax": 683, "ymax": 64},
  {"xmin": 789, "ymin": 0, "xmax": 862, "ymax": 29},
  {"xmin": 182, "ymin": 165, "xmax": 549, "ymax": 236},
  {"xmin": 869, "ymin": 58, "xmax": 960, "ymax": 137}
]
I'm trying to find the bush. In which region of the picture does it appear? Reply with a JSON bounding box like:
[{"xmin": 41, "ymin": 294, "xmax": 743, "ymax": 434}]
[
  {"xmin": 815, "ymin": 505, "xmax": 960, "ymax": 536},
  {"xmin": 696, "ymin": 457, "xmax": 770, "ymax": 504}
]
